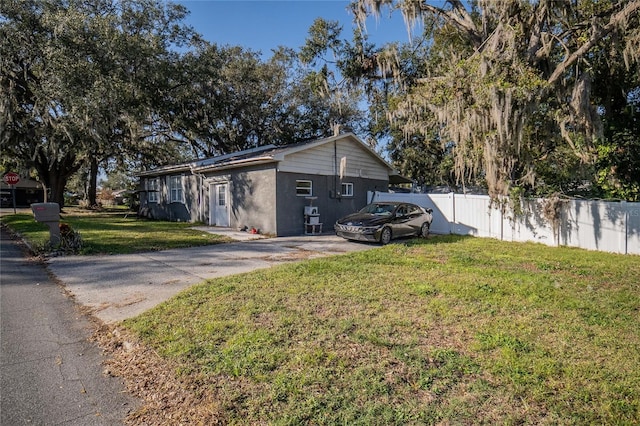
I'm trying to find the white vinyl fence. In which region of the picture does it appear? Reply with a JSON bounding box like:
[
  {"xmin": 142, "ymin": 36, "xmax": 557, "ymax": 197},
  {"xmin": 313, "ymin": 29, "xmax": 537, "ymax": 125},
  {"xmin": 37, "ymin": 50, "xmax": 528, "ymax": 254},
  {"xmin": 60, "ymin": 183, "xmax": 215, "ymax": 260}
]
[{"xmin": 368, "ymin": 191, "xmax": 640, "ymax": 255}]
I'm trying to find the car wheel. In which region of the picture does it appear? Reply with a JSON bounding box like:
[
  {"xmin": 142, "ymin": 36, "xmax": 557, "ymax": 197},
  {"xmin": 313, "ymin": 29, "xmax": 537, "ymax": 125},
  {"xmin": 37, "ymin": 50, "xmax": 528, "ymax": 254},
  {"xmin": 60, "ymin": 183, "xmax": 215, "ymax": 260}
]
[
  {"xmin": 419, "ymin": 222, "xmax": 430, "ymax": 238},
  {"xmin": 380, "ymin": 227, "xmax": 392, "ymax": 245}
]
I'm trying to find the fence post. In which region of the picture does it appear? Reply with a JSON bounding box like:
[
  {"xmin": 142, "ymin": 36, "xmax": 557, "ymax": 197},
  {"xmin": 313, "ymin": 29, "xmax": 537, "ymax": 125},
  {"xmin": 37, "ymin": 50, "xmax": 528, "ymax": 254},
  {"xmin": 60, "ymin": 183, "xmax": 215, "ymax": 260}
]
[
  {"xmin": 622, "ymin": 201, "xmax": 628, "ymax": 255},
  {"xmin": 451, "ymin": 192, "xmax": 456, "ymax": 235},
  {"xmin": 368, "ymin": 190, "xmax": 377, "ymax": 205},
  {"xmin": 501, "ymin": 203, "xmax": 504, "ymax": 241},
  {"xmin": 555, "ymin": 199, "xmax": 559, "ymax": 247}
]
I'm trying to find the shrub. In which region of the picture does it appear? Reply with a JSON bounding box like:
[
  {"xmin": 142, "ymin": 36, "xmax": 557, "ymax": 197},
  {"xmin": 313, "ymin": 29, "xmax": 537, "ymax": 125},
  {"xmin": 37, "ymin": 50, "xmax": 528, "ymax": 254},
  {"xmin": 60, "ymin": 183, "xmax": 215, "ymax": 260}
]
[{"xmin": 45, "ymin": 222, "xmax": 83, "ymax": 254}]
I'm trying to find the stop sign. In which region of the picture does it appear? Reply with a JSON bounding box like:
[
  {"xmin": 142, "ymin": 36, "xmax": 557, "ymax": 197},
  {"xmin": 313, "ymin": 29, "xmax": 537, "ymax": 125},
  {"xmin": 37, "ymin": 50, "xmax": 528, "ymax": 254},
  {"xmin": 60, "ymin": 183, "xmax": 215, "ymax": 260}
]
[{"xmin": 3, "ymin": 172, "xmax": 20, "ymax": 185}]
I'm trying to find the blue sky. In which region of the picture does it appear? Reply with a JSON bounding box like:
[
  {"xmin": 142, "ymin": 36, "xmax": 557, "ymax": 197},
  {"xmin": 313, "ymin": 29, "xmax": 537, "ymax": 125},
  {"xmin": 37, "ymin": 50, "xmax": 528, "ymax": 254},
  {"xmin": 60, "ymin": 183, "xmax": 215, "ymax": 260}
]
[{"xmin": 176, "ymin": 0, "xmax": 415, "ymax": 56}]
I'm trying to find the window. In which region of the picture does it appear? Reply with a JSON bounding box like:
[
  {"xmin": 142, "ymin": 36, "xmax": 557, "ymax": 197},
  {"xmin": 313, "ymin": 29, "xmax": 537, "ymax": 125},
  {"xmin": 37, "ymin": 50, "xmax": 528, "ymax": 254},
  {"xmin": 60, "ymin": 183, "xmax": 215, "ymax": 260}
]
[
  {"xmin": 169, "ymin": 176, "xmax": 184, "ymax": 203},
  {"xmin": 296, "ymin": 180, "xmax": 312, "ymax": 196},
  {"xmin": 147, "ymin": 178, "xmax": 159, "ymax": 203},
  {"xmin": 217, "ymin": 184, "xmax": 226, "ymax": 206},
  {"xmin": 341, "ymin": 182, "xmax": 354, "ymax": 197}
]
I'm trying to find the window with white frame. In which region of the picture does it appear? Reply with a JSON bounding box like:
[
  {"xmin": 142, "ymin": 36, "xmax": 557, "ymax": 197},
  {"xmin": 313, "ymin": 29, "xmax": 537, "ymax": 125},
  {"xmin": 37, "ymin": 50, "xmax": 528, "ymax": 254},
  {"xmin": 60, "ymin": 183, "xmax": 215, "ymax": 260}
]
[
  {"xmin": 296, "ymin": 180, "xmax": 312, "ymax": 196},
  {"xmin": 147, "ymin": 178, "xmax": 159, "ymax": 203},
  {"xmin": 217, "ymin": 184, "xmax": 226, "ymax": 206},
  {"xmin": 169, "ymin": 175, "xmax": 184, "ymax": 203},
  {"xmin": 341, "ymin": 182, "xmax": 354, "ymax": 197}
]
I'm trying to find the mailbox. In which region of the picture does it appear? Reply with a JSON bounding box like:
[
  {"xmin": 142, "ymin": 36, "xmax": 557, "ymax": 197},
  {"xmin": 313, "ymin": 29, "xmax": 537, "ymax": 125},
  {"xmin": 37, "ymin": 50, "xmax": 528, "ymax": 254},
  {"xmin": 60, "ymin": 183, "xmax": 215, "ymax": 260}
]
[
  {"xmin": 32, "ymin": 203, "xmax": 60, "ymax": 222},
  {"xmin": 31, "ymin": 202, "xmax": 61, "ymax": 245}
]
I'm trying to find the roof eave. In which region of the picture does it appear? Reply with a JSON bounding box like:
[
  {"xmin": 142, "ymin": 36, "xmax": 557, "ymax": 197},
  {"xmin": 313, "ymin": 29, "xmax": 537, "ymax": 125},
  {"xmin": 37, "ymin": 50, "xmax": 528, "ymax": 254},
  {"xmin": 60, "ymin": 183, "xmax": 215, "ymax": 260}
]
[
  {"xmin": 137, "ymin": 163, "xmax": 195, "ymax": 177},
  {"xmin": 389, "ymin": 173, "xmax": 414, "ymax": 185},
  {"xmin": 272, "ymin": 133, "xmax": 396, "ymax": 173},
  {"xmin": 193, "ymin": 157, "xmax": 277, "ymax": 173}
]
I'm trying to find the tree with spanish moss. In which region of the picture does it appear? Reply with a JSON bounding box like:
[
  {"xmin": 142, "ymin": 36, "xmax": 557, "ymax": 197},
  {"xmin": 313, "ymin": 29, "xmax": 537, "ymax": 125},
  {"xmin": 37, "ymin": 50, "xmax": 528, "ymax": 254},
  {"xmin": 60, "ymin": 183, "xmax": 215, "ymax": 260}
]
[
  {"xmin": 343, "ymin": 0, "xmax": 640, "ymax": 199},
  {"xmin": 0, "ymin": 0, "xmax": 196, "ymax": 207}
]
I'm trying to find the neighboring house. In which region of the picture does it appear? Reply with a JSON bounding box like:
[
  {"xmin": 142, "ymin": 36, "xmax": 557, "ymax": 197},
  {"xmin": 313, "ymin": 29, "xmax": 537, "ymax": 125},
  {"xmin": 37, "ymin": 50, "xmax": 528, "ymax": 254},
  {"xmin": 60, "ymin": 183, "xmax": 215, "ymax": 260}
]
[
  {"xmin": 97, "ymin": 189, "xmax": 133, "ymax": 206},
  {"xmin": 0, "ymin": 176, "xmax": 45, "ymax": 207},
  {"xmin": 136, "ymin": 133, "xmax": 410, "ymax": 236}
]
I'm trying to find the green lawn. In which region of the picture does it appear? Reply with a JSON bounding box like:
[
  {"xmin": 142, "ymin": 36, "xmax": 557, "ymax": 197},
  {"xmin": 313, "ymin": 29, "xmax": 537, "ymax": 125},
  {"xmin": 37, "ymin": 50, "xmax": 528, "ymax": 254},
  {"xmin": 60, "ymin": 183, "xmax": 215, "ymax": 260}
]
[
  {"xmin": 3, "ymin": 209, "xmax": 638, "ymax": 423},
  {"xmin": 123, "ymin": 236, "xmax": 640, "ymax": 425},
  {"xmin": 0, "ymin": 209, "xmax": 230, "ymax": 254}
]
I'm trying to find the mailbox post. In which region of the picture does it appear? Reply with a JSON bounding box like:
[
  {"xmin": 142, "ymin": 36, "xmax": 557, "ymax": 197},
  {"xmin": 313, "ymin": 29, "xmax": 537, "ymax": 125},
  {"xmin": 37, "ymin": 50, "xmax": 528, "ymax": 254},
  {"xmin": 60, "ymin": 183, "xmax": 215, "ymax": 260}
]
[{"xmin": 31, "ymin": 203, "xmax": 61, "ymax": 246}]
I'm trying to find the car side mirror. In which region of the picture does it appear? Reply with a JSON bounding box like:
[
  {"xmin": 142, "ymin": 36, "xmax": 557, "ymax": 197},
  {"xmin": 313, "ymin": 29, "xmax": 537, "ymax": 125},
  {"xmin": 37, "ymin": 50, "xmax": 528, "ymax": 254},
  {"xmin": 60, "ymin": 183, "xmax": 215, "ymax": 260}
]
[{"xmin": 426, "ymin": 208, "xmax": 433, "ymax": 214}]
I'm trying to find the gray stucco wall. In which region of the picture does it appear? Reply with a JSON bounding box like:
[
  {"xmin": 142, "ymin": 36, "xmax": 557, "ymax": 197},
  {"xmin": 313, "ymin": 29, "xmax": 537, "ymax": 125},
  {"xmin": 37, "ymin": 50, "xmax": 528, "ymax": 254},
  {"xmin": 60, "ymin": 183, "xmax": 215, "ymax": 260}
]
[
  {"xmin": 226, "ymin": 165, "xmax": 277, "ymax": 235},
  {"xmin": 275, "ymin": 172, "xmax": 388, "ymax": 236},
  {"xmin": 139, "ymin": 165, "xmax": 388, "ymax": 236},
  {"xmin": 142, "ymin": 174, "xmax": 200, "ymax": 223}
]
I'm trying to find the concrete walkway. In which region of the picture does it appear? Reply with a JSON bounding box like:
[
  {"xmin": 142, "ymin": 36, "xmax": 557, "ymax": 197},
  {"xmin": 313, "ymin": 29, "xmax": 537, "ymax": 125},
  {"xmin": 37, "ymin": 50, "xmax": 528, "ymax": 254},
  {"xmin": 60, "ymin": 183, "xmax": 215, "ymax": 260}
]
[{"xmin": 47, "ymin": 229, "xmax": 376, "ymax": 324}]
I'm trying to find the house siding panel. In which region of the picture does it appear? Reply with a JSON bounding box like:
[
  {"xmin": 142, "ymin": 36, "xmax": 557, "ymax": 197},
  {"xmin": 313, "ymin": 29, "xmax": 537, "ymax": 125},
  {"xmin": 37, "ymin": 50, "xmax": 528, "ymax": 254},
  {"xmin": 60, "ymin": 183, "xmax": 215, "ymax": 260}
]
[{"xmin": 278, "ymin": 139, "xmax": 389, "ymax": 181}]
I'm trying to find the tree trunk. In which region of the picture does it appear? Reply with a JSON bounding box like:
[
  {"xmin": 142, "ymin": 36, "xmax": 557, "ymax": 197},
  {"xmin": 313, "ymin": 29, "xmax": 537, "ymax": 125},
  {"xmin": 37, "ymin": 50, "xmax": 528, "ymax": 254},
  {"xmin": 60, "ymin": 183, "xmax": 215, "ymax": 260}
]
[
  {"xmin": 33, "ymin": 147, "xmax": 81, "ymax": 210},
  {"xmin": 48, "ymin": 172, "xmax": 67, "ymax": 210},
  {"xmin": 88, "ymin": 157, "xmax": 98, "ymax": 207},
  {"xmin": 34, "ymin": 165, "xmax": 68, "ymax": 209}
]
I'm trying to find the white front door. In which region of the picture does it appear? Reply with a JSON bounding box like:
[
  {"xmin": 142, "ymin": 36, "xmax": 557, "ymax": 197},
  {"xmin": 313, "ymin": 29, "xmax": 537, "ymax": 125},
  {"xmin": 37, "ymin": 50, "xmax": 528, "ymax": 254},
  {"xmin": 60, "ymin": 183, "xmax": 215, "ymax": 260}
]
[{"xmin": 210, "ymin": 183, "xmax": 229, "ymax": 227}]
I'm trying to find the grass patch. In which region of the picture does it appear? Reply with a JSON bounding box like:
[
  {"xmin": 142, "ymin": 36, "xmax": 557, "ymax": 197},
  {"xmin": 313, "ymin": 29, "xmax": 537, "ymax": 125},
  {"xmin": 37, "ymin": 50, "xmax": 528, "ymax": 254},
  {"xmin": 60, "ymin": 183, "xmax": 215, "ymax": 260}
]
[
  {"xmin": 1, "ymin": 208, "xmax": 230, "ymax": 254},
  {"xmin": 122, "ymin": 236, "xmax": 640, "ymax": 424}
]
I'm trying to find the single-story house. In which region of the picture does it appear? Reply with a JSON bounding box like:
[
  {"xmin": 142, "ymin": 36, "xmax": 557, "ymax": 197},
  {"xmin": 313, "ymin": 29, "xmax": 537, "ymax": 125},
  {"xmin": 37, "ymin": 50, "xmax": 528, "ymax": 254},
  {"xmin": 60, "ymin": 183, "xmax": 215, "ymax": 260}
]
[
  {"xmin": 1, "ymin": 176, "xmax": 45, "ymax": 207},
  {"xmin": 136, "ymin": 133, "xmax": 410, "ymax": 236}
]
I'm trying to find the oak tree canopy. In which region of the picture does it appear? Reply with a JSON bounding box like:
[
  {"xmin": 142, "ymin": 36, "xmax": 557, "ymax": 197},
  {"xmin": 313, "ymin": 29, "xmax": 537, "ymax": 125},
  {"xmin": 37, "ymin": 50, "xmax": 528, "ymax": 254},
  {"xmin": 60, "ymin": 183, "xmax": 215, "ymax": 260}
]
[{"xmin": 345, "ymin": 0, "xmax": 640, "ymax": 199}]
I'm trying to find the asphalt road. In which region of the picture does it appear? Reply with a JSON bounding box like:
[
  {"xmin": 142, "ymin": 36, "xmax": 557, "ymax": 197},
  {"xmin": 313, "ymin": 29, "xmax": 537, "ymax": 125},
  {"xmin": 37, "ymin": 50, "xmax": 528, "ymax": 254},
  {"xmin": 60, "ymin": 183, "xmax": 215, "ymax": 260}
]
[{"xmin": 0, "ymin": 227, "xmax": 137, "ymax": 425}]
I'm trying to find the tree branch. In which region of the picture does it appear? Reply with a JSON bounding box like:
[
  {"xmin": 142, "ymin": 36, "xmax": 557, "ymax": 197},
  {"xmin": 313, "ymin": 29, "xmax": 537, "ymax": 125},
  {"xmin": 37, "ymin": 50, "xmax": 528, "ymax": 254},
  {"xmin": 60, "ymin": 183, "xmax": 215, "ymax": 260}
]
[
  {"xmin": 419, "ymin": 0, "xmax": 482, "ymax": 47},
  {"xmin": 545, "ymin": 0, "xmax": 640, "ymax": 92},
  {"xmin": 526, "ymin": 0, "xmax": 551, "ymax": 62}
]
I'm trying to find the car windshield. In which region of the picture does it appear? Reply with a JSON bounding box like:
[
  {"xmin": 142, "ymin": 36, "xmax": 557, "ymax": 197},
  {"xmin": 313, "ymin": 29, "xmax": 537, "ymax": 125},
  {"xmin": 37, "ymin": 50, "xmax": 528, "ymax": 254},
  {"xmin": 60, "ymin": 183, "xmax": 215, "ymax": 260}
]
[{"xmin": 360, "ymin": 203, "xmax": 397, "ymax": 216}]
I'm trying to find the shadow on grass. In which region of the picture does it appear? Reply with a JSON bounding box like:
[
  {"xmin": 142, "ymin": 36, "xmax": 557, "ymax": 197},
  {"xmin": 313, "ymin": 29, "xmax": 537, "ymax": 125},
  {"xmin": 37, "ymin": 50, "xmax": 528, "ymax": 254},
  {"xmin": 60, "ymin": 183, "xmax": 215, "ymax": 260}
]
[{"xmin": 404, "ymin": 233, "xmax": 474, "ymax": 247}]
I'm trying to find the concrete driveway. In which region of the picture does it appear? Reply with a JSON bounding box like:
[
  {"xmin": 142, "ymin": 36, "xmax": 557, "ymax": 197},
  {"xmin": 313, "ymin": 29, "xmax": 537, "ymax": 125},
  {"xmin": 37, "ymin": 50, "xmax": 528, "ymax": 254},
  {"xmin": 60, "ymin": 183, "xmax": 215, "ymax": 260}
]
[{"xmin": 47, "ymin": 230, "xmax": 376, "ymax": 324}]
